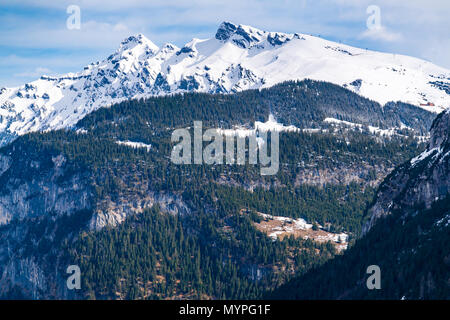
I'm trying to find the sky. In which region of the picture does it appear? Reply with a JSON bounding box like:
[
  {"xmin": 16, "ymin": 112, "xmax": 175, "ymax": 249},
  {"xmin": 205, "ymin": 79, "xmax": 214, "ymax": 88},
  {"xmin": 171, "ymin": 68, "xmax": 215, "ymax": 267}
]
[{"xmin": 0, "ymin": 0, "xmax": 449, "ymax": 87}]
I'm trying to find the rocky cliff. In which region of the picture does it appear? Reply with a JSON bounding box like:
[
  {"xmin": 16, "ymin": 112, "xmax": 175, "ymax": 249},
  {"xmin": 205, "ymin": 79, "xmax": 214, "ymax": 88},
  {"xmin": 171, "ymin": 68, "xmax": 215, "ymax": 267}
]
[
  {"xmin": 0, "ymin": 139, "xmax": 190, "ymax": 298},
  {"xmin": 269, "ymin": 110, "xmax": 449, "ymax": 300},
  {"xmin": 362, "ymin": 109, "xmax": 449, "ymax": 234}
]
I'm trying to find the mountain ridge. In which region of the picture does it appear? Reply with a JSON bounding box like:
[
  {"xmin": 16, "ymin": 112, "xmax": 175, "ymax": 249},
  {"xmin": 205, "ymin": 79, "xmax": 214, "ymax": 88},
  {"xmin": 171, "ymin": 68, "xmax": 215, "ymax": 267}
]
[{"xmin": 0, "ymin": 21, "xmax": 449, "ymax": 146}]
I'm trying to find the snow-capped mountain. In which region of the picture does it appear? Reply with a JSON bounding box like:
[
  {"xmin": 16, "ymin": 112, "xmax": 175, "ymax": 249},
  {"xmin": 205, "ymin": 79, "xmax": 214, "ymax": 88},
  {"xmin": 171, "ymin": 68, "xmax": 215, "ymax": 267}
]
[{"xmin": 1, "ymin": 21, "xmax": 449, "ymax": 143}]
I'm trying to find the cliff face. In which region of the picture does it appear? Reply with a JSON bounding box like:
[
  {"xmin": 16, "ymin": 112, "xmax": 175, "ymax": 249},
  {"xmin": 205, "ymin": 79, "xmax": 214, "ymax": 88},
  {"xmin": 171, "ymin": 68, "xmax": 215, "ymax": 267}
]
[
  {"xmin": 0, "ymin": 148, "xmax": 93, "ymax": 298},
  {"xmin": 0, "ymin": 144, "xmax": 190, "ymax": 299},
  {"xmin": 0, "ymin": 153, "xmax": 92, "ymax": 225},
  {"xmin": 362, "ymin": 109, "xmax": 450, "ymax": 234}
]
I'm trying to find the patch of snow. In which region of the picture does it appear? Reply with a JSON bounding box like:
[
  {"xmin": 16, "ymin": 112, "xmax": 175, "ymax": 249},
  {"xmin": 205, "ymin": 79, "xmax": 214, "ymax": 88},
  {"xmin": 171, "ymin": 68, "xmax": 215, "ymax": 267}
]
[
  {"xmin": 76, "ymin": 128, "xmax": 88, "ymax": 134},
  {"xmin": 324, "ymin": 117, "xmax": 408, "ymax": 137},
  {"xmin": 410, "ymin": 147, "xmax": 440, "ymax": 166},
  {"xmin": 260, "ymin": 212, "xmax": 313, "ymax": 230},
  {"xmin": 259, "ymin": 212, "xmax": 349, "ymax": 249},
  {"xmin": 116, "ymin": 140, "xmax": 152, "ymax": 151},
  {"xmin": 435, "ymin": 214, "xmax": 450, "ymax": 227},
  {"xmin": 217, "ymin": 114, "xmax": 300, "ymax": 138}
]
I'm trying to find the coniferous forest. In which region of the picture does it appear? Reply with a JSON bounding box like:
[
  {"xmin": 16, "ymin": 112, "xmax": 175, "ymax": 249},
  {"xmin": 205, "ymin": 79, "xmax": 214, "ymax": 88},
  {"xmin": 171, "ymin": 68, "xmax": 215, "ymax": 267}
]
[{"xmin": 0, "ymin": 81, "xmax": 445, "ymax": 300}]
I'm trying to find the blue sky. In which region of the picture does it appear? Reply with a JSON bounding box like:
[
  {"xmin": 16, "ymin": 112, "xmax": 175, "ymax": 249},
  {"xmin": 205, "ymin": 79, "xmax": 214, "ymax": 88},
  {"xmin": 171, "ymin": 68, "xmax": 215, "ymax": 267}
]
[{"xmin": 1, "ymin": 0, "xmax": 449, "ymax": 87}]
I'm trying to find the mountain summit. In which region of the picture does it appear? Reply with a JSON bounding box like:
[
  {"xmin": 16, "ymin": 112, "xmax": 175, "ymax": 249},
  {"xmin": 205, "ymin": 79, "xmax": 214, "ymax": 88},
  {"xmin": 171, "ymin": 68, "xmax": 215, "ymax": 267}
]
[
  {"xmin": 215, "ymin": 21, "xmax": 295, "ymax": 48},
  {"xmin": 0, "ymin": 22, "xmax": 449, "ymax": 145}
]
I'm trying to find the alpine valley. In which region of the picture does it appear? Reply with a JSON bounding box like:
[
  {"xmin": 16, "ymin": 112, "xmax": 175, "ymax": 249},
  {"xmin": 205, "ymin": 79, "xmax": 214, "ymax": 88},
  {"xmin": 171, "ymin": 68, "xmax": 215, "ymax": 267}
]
[{"xmin": 0, "ymin": 22, "xmax": 448, "ymax": 300}]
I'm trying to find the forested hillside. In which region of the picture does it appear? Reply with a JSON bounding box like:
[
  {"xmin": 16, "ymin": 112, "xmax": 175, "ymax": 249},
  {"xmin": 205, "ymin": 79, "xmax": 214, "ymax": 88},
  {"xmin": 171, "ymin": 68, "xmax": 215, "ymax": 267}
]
[
  {"xmin": 0, "ymin": 81, "xmax": 431, "ymax": 299},
  {"xmin": 270, "ymin": 109, "xmax": 450, "ymax": 300},
  {"xmin": 269, "ymin": 196, "xmax": 450, "ymax": 299}
]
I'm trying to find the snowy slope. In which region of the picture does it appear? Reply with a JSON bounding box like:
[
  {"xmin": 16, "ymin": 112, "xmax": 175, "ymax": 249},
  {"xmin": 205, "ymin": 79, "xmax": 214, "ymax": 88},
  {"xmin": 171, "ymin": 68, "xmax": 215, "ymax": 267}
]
[{"xmin": 1, "ymin": 21, "xmax": 449, "ymax": 142}]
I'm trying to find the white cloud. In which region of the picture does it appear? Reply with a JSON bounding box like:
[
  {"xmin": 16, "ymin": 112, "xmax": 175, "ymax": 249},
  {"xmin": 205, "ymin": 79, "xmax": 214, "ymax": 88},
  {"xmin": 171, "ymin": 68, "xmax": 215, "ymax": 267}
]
[{"xmin": 359, "ymin": 26, "xmax": 402, "ymax": 42}]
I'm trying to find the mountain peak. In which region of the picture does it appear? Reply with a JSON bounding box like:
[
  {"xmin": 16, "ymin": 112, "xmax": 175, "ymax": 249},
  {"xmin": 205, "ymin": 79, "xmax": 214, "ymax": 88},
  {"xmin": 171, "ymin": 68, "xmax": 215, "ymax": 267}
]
[
  {"xmin": 218, "ymin": 22, "xmax": 264, "ymax": 49},
  {"xmin": 120, "ymin": 33, "xmax": 145, "ymax": 45},
  {"xmin": 215, "ymin": 21, "xmax": 239, "ymax": 40},
  {"xmin": 215, "ymin": 21, "xmax": 293, "ymax": 48},
  {"xmin": 119, "ymin": 33, "xmax": 158, "ymax": 52}
]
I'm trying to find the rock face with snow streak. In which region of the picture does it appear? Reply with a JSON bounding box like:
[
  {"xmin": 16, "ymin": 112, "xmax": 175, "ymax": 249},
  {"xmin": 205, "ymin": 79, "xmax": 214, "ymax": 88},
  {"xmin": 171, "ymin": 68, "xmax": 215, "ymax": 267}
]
[
  {"xmin": 0, "ymin": 136, "xmax": 191, "ymax": 298},
  {"xmin": 0, "ymin": 22, "xmax": 449, "ymax": 145},
  {"xmin": 362, "ymin": 109, "xmax": 450, "ymax": 234}
]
